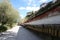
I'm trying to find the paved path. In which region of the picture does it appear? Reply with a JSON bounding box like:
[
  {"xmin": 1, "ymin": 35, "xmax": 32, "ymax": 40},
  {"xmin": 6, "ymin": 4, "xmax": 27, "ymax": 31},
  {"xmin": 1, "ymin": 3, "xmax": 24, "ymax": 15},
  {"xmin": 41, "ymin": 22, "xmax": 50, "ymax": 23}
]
[
  {"xmin": 0, "ymin": 31, "xmax": 16, "ymax": 40},
  {"xmin": 0, "ymin": 26, "xmax": 40, "ymax": 40},
  {"xmin": 0, "ymin": 26, "xmax": 20, "ymax": 40},
  {"xmin": 0, "ymin": 26, "xmax": 42, "ymax": 40},
  {"xmin": 0, "ymin": 26, "xmax": 57, "ymax": 40},
  {"xmin": 16, "ymin": 27, "xmax": 42, "ymax": 40}
]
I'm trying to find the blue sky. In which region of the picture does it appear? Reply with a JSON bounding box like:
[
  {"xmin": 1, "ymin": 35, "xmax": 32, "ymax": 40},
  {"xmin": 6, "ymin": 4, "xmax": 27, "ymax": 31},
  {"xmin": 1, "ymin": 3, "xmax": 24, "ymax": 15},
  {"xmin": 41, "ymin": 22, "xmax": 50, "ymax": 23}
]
[{"xmin": 10, "ymin": 0, "xmax": 52, "ymax": 18}]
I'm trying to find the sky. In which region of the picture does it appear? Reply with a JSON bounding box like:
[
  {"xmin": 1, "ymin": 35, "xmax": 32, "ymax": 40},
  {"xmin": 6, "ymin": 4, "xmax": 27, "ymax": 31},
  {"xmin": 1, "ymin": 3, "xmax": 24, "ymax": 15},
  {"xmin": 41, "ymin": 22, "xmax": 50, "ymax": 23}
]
[{"xmin": 10, "ymin": 0, "xmax": 52, "ymax": 18}]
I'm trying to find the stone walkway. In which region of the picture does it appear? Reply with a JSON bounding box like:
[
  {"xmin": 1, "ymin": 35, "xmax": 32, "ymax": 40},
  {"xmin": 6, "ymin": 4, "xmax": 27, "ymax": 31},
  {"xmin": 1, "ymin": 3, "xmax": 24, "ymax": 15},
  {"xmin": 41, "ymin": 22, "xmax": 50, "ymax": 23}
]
[
  {"xmin": 0, "ymin": 31, "xmax": 16, "ymax": 40},
  {"xmin": 0, "ymin": 26, "xmax": 20, "ymax": 40},
  {"xmin": 0, "ymin": 26, "xmax": 58, "ymax": 40}
]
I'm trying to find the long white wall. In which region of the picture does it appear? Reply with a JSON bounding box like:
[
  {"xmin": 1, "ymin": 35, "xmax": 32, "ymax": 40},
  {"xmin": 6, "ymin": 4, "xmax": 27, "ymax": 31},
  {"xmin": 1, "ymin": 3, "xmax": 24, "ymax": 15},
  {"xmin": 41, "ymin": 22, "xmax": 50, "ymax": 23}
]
[{"xmin": 25, "ymin": 15, "xmax": 60, "ymax": 25}]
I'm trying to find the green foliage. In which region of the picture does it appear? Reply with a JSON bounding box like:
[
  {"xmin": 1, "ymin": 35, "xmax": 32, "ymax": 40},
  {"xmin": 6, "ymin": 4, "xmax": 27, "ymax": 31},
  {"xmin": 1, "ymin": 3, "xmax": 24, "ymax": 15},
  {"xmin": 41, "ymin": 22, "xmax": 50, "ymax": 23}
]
[
  {"xmin": 0, "ymin": 1, "xmax": 20, "ymax": 25},
  {"xmin": 0, "ymin": 25, "xmax": 7, "ymax": 32},
  {"xmin": 0, "ymin": 0, "xmax": 20, "ymax": 32},
  {"xmin": 36, "ymin": 1, "xmax": 60, "ymax": 16},
  {"xmin": 37, "ymin": 1, "xmax": 53, "ymax": 15}
]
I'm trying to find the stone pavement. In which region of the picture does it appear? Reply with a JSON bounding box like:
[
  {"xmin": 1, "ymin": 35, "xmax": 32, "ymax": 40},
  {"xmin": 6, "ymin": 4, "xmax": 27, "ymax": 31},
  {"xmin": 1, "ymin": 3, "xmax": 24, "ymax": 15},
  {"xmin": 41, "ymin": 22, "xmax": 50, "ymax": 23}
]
[
  {"xmin": 0, "ymin": 25, "xmax": 20, "ymax": 40},
  {"xmin": 0, "ymin": 31, "xmax": 16, "ymax": 40}
]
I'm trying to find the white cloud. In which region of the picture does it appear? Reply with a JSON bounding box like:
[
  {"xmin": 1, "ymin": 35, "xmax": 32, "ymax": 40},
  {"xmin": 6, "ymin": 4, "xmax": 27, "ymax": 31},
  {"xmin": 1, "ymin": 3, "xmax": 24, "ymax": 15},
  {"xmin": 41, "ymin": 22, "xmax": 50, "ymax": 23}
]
[
  {"xmin": 19, "ymin": 6, "xmax": 40, "ymax": 11},
  {"xmin": 28, "ymin": 0, "xmax": 32, "ymax": 5},
  {"xmin": 39, "ymin": 0, "xmax": 48, "ymax": 3},
  {"xmin": 20, "ymin": 14, "xmax": 24, "ymax": 19},
  {"xmin": 23, "ymin": 0, "xmax": 36, "ymax": 6},
  {"xmin": 23, "ymin": 0, "xmax": 32, "ymax": 6},
  {"xmin": 19, "ymin": 7, "xmax": 25, "ymax": 10},
  {"xmin": 23, "ymin": 0, "xmax": 50, "ymax": 6},
  {"xmin": 19, "ymin": 0, "xmax": 50, "ymax": 11}
]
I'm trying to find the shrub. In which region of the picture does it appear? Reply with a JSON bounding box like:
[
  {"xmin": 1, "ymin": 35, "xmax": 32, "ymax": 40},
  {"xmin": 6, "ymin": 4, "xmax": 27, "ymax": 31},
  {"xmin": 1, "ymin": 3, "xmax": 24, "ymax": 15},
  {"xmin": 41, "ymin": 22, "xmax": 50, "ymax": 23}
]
[{"xmin": 0, "ymin": 25, "xmax": 7, "ymax": 32}]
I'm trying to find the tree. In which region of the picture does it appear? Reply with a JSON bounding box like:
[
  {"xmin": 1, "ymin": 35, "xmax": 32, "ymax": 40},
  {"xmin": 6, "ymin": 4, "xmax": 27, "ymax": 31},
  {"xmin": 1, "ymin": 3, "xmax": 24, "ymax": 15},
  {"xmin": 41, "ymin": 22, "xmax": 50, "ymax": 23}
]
[{"xmin": 0, "ymin": 0, "xmax": 20, "ymax": 31}]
